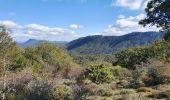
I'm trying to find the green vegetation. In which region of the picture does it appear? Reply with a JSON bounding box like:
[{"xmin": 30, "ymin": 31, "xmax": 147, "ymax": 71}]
[
  {"xmin": 85, "ymin": 64, "xmax": 113, "ymax": 83},
  {"xmin": 67, "ymin": 32, "xmax": 163, "ymax": 54},
  {"xmin": 0, "ymin": 0, "xmax": 170, "ymax": 99}
]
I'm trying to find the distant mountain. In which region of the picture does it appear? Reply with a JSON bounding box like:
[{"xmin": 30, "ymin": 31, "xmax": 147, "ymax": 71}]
[
  {"xmin": 67, "ymin": 32, "xmax": 164, "ymax": 54},
  {"xmin": 17, "ymin": 39, "xmax": 68, "ymax": 48}
]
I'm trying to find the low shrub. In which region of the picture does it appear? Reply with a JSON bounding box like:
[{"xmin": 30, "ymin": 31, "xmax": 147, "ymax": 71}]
[
  {"xmin": 148, "ymin": 90, "xmax": 170, "ymax": 99},
  {"xmin": 137, "ymin": 87, "xmax": 156, "ymax": 93},
  {"xmin": 84, "ymin": 83, "xmax": 113, "ymax": 96},
  {"xmin": 111, "ymin": 65, "xmax": 131, "ymax": 79},
  {"xmin": 49, "ymin": 85, "xmax": 74, "ymax": 100},
  {"xmin": 147, "ymin": 60, "xmax": 170, "ymax": 85},
  {"xmin": 85, "ymin": 64, "xmax": 114, "ymax": 84}
]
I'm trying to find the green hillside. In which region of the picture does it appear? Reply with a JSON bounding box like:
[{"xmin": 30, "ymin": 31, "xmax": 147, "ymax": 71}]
[{"xmin": 67, "ymin": 32, "xmax": 164, "ymax": 54}]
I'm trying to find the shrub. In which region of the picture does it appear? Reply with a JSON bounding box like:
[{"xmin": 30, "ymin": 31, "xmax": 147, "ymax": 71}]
[
  {"xmin": 114, "ymin": 46, "xmax": 149, "ymax": 69},
  {"xmin": 8, "ymin": 47, "xmax": 28, "ymax": 71},
  {"xmin": 84, "ymin": 83, "xmax": 113, "ymax": 96},
  {"xmin": 137, "ymin": 87, "xmax": 156, "ymax": 93},
  {"xmin": 148, "ymin": 66, "xmax": 170, "ymax": 85},
  {"xmin": 148, "ymin": 90, "xmax": 170, "ymax": 99},
  {"xmin": 145, "ymin": 60, "xmax": 170, "ymax": 85},
  {"xmin": 114, "ymin": 40, "xmax": 170, "ymax": 69},
  {"xmin": 85, "ymin": 64, "xmax": 114, "ymax": 84},
  {"xmin": 110, "ymin": 66, "xmax": 131, "ymax": 79},
  {"xmin": 36, "ymin": 43, "xmax": 75, "ymax": 71},
  {"xmin": 49, "ymin": 85, "xmax": 74, "ymax": 100}
]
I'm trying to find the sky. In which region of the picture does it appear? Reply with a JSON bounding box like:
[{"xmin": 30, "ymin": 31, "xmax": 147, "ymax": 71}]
[{"xmin": 0, "ymin": 0, "xmax": 159, "ymax": 42}]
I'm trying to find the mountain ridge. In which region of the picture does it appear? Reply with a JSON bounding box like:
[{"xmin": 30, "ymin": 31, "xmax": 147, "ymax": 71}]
[
  {"xmin": 67, "ymin": 31, "xmax": 164, "ymax": 54},
  {"xmin": 17, "ymin": 39, "xmax": 68, "ymax": 47}
]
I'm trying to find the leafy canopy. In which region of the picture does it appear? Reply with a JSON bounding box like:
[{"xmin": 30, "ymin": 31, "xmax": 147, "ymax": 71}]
[{"xmin": 139, "ymin": 0, "xmax": 170, "ymax": 30}]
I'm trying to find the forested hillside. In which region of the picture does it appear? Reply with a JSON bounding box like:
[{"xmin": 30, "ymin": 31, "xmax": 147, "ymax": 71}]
[{"xmin": 67, "ymin": 32, "xmax": 164, "ymax": 54}]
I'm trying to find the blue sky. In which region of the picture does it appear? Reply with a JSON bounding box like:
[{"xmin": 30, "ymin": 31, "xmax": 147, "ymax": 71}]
[{"xmin": 0, "ymin": 0, "xmax": 159, "ymax": 42}]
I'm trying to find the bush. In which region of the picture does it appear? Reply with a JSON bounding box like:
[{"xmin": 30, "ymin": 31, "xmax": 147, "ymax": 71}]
[
  {"xmin": 49, "ymin": 85, "xmax": 74, "ymax": 100},
  {"xmin": 84, "ymin": 83, "xmax": 113, "ymax": 96},
  {"xmin": 36, "ymin": 43, "xmax": 75, "ymax": 71},
  {"xmin": 114, "ymin": 40, "xmax": 170, "ymax": 69},
  {"xmin": 85, "ymin": 64, "xmax": 114, "ymax": 84},
  {"xmin": 110, "ymin": 66, "xmax": 131, "ymax": 79},
  {"xmin": 148, "ymin": 66, "xmax": 170, "ymax": 85},
  {"xmin": 8, "ymin": 47, "xmax": 28, "ymax": 71},
  {"xmin": 137, "ymin": 87, "xmax": 156, "ymax": 93},
  {"xmin": 149, "ymin": 90, "xmax": 170, "ymax": 99},
  {"xmin": 114, "ymin": 46, "xmax": 149, "ymax": 69}
]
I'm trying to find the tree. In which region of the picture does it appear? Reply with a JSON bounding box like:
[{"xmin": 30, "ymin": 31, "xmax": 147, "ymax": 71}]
[
  {"xmin": 139, "ymin": 0, "xmax": 170, "ymax": 41},
  {"xmin": 139, "ymin": 0, "xmax": 170, "ymax": 30},
  {"xmin": 0, "ymin": 26, "xmax": 15, "ymax": 99}
]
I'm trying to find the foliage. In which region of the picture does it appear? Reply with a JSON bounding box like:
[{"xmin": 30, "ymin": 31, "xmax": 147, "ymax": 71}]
[
  {"xmin": 85, "ymin": 64, "xmax": 113, "ymax": 83},
  {"xmin": 71, "ymin": 54, "xmax": 115, "ymax": 66},
  {"xmin": 114, "ymin": 40, "xmax": 170, "ymax": 69},
  {"xmin": 114, "ymin": 46, "xmax": 149, "ymax": 69},
  {"xmin": 8, "ymin": 46, "xmax": 28, "ymax": 71},
  {"xmin": 84, "ymin": 83, "xmax": 113, "ymax": 97},
  {"xmin": 36, "ymin": 42, "xmax": 75, "ymax": 71},
  {"xmin": 49, "ymin": 85, "xmax": 74, "ymax": 100},
  {"xmin": 163, "ymin": 31, "xmax": 170, "ymax": 41},
  {"xmin": 110, "ymin": 66, "xmax": 131, "ymax": 79},
  {"xmin": 0, "ymin": 26, "xmax": 15, "ymax": 55},
  {"xmin": 147, "ymin": 64, "xmax": 170, "ymax": 85},
  {"xmin": 139, "ymin": 0, "xmax": 170, "ymax": 30},
  {"xmin": 24, "ymin": 46, "xmax": 43, "ymax": 67}
]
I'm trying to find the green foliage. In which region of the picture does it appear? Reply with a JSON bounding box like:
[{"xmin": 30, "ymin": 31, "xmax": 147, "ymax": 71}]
[
  {"xmin": 139, "ymin": 0, "xmax": 170, "ymax": 30},
  {"xmin": 110, "ymin": 66, "xmax": 131, "ymax": 79},
  {"xmin": 148, "ymin": 40, "xmax": 170, "ymax": 60},
  {"xmin": 24, "ymin": 46, "xmax": 43, "ymax": 67},
  {"xmin": 36, "ymin": 42, "xmax": 74, "ymax": 70},
  {"xmin": 115, "ymin": 40, "xmax": 170, "ymax": 69},
  {"xmin": 0, "ymin": 26, "xmax": 15, "ymax": 55},
  {"xmin": 114, "ymin": 46, "xmax": 149, "ymax": 69},
  {"xmin": 163, "ymin": 31, "xmax": 170, "ymax": 41},
  {"xmin": 85, "ymin": 64, "xmax": 113, "ymax": 84},
  {"xmin": 71, "ymin": 54, "xmax": 115, "ymax": 66},
  {"xmin": 8, "ymin": 46, "xmax": 28, "ymax": 71},
  {"xmin": 49, "ymin": 85, "xmax": 74, "ymax": 100}
]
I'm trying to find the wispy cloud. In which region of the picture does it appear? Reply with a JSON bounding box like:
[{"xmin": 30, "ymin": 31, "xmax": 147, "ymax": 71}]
[
  {"xmin": 0, "ymin": 20, "xmax": 81, "ymax": 42},
  {"xmin": 69, "ymin": 24, "xmax": 84, "ymax": 30},
  {"xmin": 102, "ymin": 13, "xmax": 159, "ymax": 36},
  {"xmin": 113, "ymin": 0, "xmax": 150, "ymax": 10}
]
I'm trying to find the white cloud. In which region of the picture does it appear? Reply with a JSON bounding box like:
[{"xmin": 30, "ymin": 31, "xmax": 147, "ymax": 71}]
[
  {"xmin": 69, "ymin": 24, "xmax": 84, "ymax": 29},
  {"xmin": 102, "ymin": 13, "xmax": 159, "ymax": 36},
  {"xmin": 115, "ymin": 0, "xmax": 143, "ymax": 10},
  {"xmin": 114, "ymin": 0, "xmax": 150, "ymax": 10},
  {"xmin": 0, "ymin": 20, "xmax": 80, "ymax": 42},
  {"xmin": 142, "ymin": 0, "xmax": 150, "ymax": 10},
  {"xmin": 0, "ymin": 20, "xmax": 21, "ymax": 29}
]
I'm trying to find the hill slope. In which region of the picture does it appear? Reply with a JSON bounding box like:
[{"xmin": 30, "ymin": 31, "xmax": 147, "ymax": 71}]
[
  {"xmin": 17, "ymin": 39, "xmax": 68, "ymax": 47},
  {"xmin": 67, "ymin": 32, "xmax": 164, "ymax": 54}
]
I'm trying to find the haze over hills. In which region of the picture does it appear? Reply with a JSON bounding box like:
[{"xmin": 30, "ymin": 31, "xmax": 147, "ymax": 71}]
[
  {"xmin": 17, "ymin": 39, "xmax": 68, "ymax": 47},
  {"xmin": 67, "ymin": 31, "xmax": 164, "ymax": 54},
  {"xmin": 17, "ymin": 31, "xmax": 164, "ymax": 54}
]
